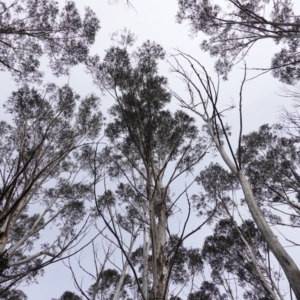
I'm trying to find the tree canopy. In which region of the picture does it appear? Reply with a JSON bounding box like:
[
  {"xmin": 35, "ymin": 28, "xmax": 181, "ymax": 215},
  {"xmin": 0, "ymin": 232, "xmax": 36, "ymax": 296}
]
[
  {"xmin": 0, "ymin": 0, "xmax": 100, "ymax": 82},
  {"xmin": 1, "ymin": 0, "xmax": 300, "ymax": 299},
  {"xmin": 0, "ymin": 84, "xmax": 103, "ymax": 291},
  {"xmin": 177, "ymin": 0, "xmax": 300, "ymax": 83}
]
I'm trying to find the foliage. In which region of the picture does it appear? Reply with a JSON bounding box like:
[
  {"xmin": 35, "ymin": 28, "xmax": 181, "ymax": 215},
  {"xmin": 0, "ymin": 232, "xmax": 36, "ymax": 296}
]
[
  {"xmin": 0, "ymin": 0, "xmax": 100, "ymax": 82},
  {"xmin": 56, "ymin": 291, "xmax": 82, "ymax": 300},
  {"xmin": 87, "ymin": 39, "xmax": 208, "ymax": 299},
  {"xmin": 87, "ymin": 269, "xmax": 132, "ymax": 300},
  {"xmin": 202, "ymin": 219, "xmax": 273, "ymax": 299},
  {"xmin": 188, "ymin": 281, "xmax": 227, "ymax": 300},
  {"xmin": 177, "ymin": 0, "xmax": 300, "ymax": 84},
  {"xmin": 240, "ymin": 123, "xmax": 300, "ymax": 227},
  {"xmin": 0, "ymin": 84, "xmax": 103, "ymax": 291},
  {"xmin": 2, "ymin": 2, "xmax": 300, "ymax": 297},
  {"xmin": 0, "ymin": 289, "xmax": 27, "ymax": 300}
]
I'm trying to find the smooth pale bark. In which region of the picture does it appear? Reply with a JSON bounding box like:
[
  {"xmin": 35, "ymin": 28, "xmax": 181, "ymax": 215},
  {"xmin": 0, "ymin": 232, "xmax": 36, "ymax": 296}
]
[
  {"xmin": 148, "ymin": 173, "xmax": 169, "ymax": 300},
  {"xmin": 207, "ymin": 121, "xmax": 300, "ymax": 300},
  {"xmin": 112, "ymin": 234, "xmax": 137, "ymax": 300},
  {"xmin": 231, "ymin": 211, "xmax": 283, "ymax": 300},
  {"xmin": 148, "ymin": 168, "xmax": 158, "ymax": 300},
  {"xmin": 142, "ymin": 205, "xmax": 150, "ymax": 299}
]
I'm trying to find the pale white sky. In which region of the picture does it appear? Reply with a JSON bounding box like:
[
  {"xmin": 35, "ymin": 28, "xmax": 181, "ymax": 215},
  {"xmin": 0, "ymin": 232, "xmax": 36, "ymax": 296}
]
[{"xmin": 1, "ymin": 0, "xmax": 300, "ymax": 299}]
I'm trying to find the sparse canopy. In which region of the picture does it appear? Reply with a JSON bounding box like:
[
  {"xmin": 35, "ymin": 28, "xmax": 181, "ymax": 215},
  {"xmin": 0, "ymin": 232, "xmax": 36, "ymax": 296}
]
[
  {"xmin": 177, "ymin": 0, "xmax": 300, "ymax": 84},
  {"xmin": 87, "ymin": 40, "xmax": 209, "ymax": 300},
  {"xmin": 0, "ymin": 84, "xmax": 103, "ymax": 291}
]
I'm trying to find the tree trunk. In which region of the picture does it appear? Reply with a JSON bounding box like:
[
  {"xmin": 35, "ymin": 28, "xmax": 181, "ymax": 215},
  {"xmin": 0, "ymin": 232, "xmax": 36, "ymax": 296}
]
[
  {"xmin": 148, "ymin": 174, "xmax": 169, "ymax": 300},
  {"xmin": 154, "ymin": 178, "xmax": 168, "ymax": 300},
  {"xmin": 207, "ymin": 121, "xmax": 300, "ymax": 299},
  {"xmin": 238, "ymin": 171, "xmax": 300, "ymax": 300},
  {"xmin": 142, "ymin": 206, "xmax": 150, "ymax": 299},
  {"xmin": 112, "ymin": 234, "xmax": 136, "ymax": 300},
  {"xmin": 148, "ymin": 169, "xmax": 158, "ymax": 300}
]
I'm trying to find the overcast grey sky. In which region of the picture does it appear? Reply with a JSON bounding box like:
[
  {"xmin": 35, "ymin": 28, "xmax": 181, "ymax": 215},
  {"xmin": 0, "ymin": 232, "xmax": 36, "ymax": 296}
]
[{"xmin": 1, "ymin": 0, "xmax": 300, "ymax": 299}]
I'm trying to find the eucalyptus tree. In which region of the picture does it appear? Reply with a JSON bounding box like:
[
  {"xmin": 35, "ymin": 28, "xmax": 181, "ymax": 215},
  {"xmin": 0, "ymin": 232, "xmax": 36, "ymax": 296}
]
[
  {"xmin": 0, "ymin": 0, "xmax": 100, "ymax": 82},
  {"xmin": 192, "ymin": 162, "xmax": 285, "ymax": 299},
  {"xmin": 201, "ymin": 218, "xmax": 282, "ymax": 299},
  {"xmin": 177, "ymin": 0, "xmax": 300, "ymax": 84},
  {"xmin": 171, "ymin": 52, "xmax": 300, "ymax": 299},
  {"xmin": 240, "ymin": 123, "xmax": 300, "ymax": 229},
  {"xmin": 0, "ymin": 84, "xmax": 103, "ymax": 292},
  {"xmin": 87, "ymin": 39, "xmax": 210, "ymax": 299}
]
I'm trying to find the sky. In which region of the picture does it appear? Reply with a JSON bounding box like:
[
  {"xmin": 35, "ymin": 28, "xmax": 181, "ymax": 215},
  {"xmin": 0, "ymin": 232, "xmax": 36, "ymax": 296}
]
[{"xmin": 1, "ymin": 0, "xmax": 300, "ymax": 299}]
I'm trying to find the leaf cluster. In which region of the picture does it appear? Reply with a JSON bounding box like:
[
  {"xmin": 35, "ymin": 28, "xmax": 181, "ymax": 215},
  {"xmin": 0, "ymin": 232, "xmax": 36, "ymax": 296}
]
[
  {"xmin": 0, "ymin": 0, "xmax": 100, "ymax": 82},
  {"xmin": 177, "ymin": 0, "xmax": 300, "ymax": 83}
]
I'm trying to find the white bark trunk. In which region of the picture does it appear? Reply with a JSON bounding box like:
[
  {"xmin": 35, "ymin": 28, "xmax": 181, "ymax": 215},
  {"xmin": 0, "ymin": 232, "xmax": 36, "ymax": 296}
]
[
  {"xmin": 148, "ymin": 170, "xmax": 158, "ymax": 300},
  {"xmin": 112, "ymin": 234, "xmax": 137, "ymax": 300},
  {"xmin": 207, "ymin": 121, "xmax": 300, "ymax": 299},
  {"xmin": 232, "ymin": 217, "xmax": 282, "ymax": 300},
  {"xmin": 142, "ymin": 206, "xmax": 150, "ymax": 299}
]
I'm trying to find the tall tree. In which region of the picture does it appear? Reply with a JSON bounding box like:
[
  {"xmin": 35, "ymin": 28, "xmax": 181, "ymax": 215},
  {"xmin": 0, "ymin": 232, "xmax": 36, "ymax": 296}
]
[
  {"xmin": 0, "ymin": 0, "xmax": 100, "ymax": 82},
  {"xmin": 192, "ymin": 162, "xmax": 285, "ymax": 299},
  {"xmin": 87, "ymin": 39, "xmax": 209, "ymax": 299},
  {"xmin": 177, "ymin": 0, "xmax": 300, "ymax": 84},
  {"xmin": 0, "ymin": 84, "xmax": 103, "ymax": 292},
  {"xmin": 171, "ymin": 51, "xmax": 300, "ymax": 299}
]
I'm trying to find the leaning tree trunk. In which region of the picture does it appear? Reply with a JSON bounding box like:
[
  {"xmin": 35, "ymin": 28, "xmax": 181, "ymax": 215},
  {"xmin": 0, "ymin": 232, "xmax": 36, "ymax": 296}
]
[{"xmin": 207, "ymin": 121, "xmax": 300, "ymax": 300}]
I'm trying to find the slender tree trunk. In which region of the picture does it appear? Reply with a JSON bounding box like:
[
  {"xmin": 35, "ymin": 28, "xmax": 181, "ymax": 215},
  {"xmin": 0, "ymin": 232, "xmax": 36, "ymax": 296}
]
[
  {"xmin": 207, "ymin": 121, "xmax": 300, "ymax": 299},
  {"xmin": 112, "ymin": 234, "xmax": 137, "ymax": 300},
  {"xmin": 0, "ymin": 201, "xmax": 24, "ymax": 254},
  {"xmin": 0, "ymin": 219, "xmax": 9, "ymax": 255},
  {"xmin": 142, "ymin": 206, "xmax": 150, "ymax": 299},
  {"xmin": 148, "ymin": 168, "xmax": 158, "ymax": 300},
  {"xmin": 148, "ymin": 174, "xmax": 169, "ymax": 300}
]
